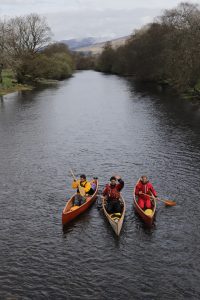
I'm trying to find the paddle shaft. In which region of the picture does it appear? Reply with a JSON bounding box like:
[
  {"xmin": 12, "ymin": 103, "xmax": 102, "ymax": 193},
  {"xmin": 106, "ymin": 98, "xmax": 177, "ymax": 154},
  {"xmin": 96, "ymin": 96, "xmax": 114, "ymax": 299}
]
[
  {"xmin": 141, "ymin": 193, "xmax": 175, "ymax": 206},
  {"xmin": 141, "ymin": 192, "xmax": 163, "ymax": 202},
  {"xmin": 70, "ymin": 168, "xmax": 77, "ymax": 181}
]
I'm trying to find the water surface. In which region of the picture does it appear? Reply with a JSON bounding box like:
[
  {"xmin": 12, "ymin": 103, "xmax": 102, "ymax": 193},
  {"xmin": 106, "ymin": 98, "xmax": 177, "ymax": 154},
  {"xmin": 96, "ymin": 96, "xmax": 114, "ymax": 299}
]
[{"xmin": 0, "ymin": 71, "xmax": 200, "ymax": 299}]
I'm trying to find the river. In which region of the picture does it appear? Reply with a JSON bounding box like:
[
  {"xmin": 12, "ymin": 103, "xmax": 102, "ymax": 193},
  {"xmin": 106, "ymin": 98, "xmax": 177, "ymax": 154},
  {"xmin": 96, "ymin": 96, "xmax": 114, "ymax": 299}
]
[{"xmin": 0, "ymin": 70, "xmax": 200, "ymax": 299}]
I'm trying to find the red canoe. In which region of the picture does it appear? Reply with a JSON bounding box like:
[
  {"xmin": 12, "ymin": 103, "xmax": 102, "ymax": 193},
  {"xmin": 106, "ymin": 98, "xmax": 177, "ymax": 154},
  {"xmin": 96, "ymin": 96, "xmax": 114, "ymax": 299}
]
[
  {"xmin": 62, "ymin": 179, "xmax": 99, "ymax": 225},
  {"xmin": 133, "ymin": 179, "xmax": 156, "ymax": 227}
]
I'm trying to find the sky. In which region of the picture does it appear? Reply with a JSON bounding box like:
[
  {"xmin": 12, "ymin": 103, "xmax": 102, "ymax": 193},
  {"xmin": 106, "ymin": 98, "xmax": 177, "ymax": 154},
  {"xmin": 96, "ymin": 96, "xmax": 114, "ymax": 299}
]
[{"xmin": 0, "ymin": 0, "xmax": 199, "ymax": 41}]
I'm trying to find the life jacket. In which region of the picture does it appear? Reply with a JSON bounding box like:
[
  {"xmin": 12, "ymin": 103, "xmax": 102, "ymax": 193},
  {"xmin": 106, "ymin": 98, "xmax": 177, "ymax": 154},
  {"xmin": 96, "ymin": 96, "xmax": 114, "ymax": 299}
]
[
  {"xmin": 78, "ymin": 180, "xmax": 94, "ymax": 195},
  {"xmin": 135, "ymin": 180, "xmax": 157, "ymax": 199},
  {"xmin": 106, "ymin": 184, "xmax": 120, "ymax": 200}
]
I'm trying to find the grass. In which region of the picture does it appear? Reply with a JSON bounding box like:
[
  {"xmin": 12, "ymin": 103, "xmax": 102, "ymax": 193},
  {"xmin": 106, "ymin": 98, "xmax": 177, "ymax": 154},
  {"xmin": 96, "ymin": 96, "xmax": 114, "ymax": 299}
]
[
  {"xmin": 0, "ymin": 69, "xmax": 32, "ymax": 96},
  {"xmin": 195, "ymin": 79, "xmax": 200, "ymax": 92},
  {"xmin": 181, "ymin": 80, "xmax": 200, "ymax": 100}
]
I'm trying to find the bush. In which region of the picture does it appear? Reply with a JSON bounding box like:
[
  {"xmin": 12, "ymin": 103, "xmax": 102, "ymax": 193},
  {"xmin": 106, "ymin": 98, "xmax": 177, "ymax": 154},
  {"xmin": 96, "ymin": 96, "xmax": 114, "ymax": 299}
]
[{"xmin": 16, "ymin": 52, "xmax": 74, "ymax": 83}]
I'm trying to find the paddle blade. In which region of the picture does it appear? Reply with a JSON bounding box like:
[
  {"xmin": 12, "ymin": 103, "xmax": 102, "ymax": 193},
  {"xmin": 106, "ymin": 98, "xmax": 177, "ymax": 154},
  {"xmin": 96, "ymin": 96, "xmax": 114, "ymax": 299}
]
[
  {"xmin": 79, "ymin": 186, "xmax": 86, "ymax": 197},
  {"xmin": 156, "ymin": 197, "xmax": 176, "ymax": 206},
  {"xmin": 165, "ymin": 200, "xmax": 176, "ymax": 206}
]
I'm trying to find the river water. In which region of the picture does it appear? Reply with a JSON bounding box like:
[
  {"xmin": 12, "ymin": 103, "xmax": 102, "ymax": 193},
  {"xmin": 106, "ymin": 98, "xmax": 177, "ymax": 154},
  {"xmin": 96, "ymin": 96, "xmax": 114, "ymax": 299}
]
[{"xmin": 0, "ymin": 71, "xmax": 200, "ymax": 300}]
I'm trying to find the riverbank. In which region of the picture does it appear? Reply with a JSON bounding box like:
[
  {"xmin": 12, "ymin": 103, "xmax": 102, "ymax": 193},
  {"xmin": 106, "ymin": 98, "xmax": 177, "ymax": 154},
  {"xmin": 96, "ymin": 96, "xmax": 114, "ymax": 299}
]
[
  {"xmin": 0, "ymin": 69, "xmax": 32, "ymax": 96},
  {"xmin": 157, "ymin": 78, "xmax": 200, "ymax": 101},
  {"xmin": 0, "ymin": 84, "xmax": 33, "ymax": 96},
  {"xmin": 95, "ymin": 68, "xmax": 200, "ymax": 102},
  {"xmin": 158, "ymin": 78, "xmax": 200, "ymax": 101},
  {"xmin": 0, "ymin": 69, "xmax": 60, "ymax": 96}
]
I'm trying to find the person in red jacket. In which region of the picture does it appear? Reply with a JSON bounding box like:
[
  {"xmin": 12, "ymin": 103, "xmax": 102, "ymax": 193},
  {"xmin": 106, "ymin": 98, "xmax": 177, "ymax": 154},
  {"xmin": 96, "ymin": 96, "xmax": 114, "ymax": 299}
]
[
  {"xmin": 102, "ymin": 175, "xmax": 124, "ymax": 214},
  {"xmin": 135, "ymin": 175, "xmax": 157, "ymax": 210}
]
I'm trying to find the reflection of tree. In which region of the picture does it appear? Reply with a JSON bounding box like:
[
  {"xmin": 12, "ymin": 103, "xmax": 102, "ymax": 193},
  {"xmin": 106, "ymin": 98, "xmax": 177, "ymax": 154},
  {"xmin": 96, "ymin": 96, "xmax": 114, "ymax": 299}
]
[
  {"xmin": 0, "ymin": 63, "xmax": 3, "ymax": 83},
  {"xmin": 0, "ymin": 95, "xmax": 4, "ymax": 112}
]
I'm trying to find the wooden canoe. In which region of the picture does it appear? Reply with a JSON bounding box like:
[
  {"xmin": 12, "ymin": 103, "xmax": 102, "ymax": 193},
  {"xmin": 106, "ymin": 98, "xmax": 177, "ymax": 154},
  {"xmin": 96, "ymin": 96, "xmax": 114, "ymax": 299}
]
[
  {"xmin": 102, "ymin": 195, "xmax": 126, "ymax": 236},
  {"xmin": 133, "ymin": 179, "xmax": 156, "ymax": 227},
  {"xmin": 62, "ymin": 179, "xmax": 99, "ymax": 225}
]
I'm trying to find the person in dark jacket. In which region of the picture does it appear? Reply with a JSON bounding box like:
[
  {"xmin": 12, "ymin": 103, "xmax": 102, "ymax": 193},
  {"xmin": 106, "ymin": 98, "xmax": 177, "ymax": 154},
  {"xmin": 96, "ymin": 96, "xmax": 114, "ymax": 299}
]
[{"xmin": 102, "ymin": 175, "xmax": 124, "ymax": 213}]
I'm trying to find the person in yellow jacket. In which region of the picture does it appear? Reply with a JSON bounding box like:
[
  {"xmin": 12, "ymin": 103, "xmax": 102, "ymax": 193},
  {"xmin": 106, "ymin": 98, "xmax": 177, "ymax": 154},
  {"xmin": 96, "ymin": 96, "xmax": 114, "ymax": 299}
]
[{"xmin": 72, "ymin": 174, "xmax": 93, "ymax": 206}]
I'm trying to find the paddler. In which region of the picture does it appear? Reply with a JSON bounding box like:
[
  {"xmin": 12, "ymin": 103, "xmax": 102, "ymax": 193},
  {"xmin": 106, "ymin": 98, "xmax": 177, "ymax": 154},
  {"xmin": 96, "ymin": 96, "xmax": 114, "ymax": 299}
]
[
  {"xmin": 72, "ymin": 174, "xmax": 93, "ymax": 206},
  {"xmin": 102, "ymin": 175, "xmax": 124, "ymax": 213},
  {"xmin": 135, "ymin": 175, "xmax": 157, "ymax": 210}
]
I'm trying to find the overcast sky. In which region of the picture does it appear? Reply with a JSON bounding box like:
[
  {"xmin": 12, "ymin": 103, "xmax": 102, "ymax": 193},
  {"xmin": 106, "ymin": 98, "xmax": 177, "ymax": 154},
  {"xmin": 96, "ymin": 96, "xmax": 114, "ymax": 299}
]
[{"xmin": 0, "ymin": 0, "xmax": 199, "ymax": 41}]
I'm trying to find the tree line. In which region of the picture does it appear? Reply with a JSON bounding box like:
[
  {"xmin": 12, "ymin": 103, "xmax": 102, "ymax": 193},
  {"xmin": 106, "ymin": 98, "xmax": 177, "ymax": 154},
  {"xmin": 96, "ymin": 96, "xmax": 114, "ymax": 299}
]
[
  {"xmin": 96, "ymin": 2, "xmax": 200, "ymax": 96},
  {"xmin": 0, "ymin": 14, "xmax": 74, "ymax": 84}
]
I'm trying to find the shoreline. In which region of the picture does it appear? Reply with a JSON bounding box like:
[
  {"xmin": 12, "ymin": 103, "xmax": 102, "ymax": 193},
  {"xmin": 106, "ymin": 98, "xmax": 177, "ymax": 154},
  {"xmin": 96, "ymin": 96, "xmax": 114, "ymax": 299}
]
[
  {"xmin": 0, "ymin": 79, "xmax": 59, "ymax": 97},
  {"xmin": 0, "ymin": 84, "xmax": 33, "ymax": 96},
  {"xmin": 95, "ymin": 69, "xmax": 200, "ymax": 102}
]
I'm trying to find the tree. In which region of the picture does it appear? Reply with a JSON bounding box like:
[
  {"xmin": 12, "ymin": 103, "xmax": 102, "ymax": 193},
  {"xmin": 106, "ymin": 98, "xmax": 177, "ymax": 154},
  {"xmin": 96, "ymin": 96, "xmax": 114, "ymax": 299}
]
[
  {"xmin": 159, "ymin": 2, "xmax": 200, "ymax": 90},
  {"xmin": 43, "ymin": 43, "xmax": 71, "ymax": 56},
  {"xmin": 3, "ymin": 14, "xmax": 53, "ymax": 82},
  {"xmin": 0, "ymin": 14, "xmax": 75, "ymax": 84},
  {"xmin": 6, "ymin": 14, "xmax": 52, "ymax": 59},
  {"xmin": 96, "ymin": 2, "xmax": 200, "ymax": 95},
  {"xmin": 0, "ymin": 19, "xmax": 9, "ymax": 68},
  {"xmin": 73, "ymin": 52, "xmax": 95, "ymax": 70},
  {"xmin": 96, "ymin": 42, "xmax": 116, "ymax": 73}
]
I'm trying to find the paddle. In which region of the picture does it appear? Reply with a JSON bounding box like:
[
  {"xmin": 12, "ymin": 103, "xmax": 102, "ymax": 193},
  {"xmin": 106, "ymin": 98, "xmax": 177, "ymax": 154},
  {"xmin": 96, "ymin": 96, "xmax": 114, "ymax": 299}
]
[
  {"xmin": 69, "ymin": 168, "xmax": 86, "ymax": 197},
  {"xmin": 97, "ymin": 195, "xmax": 106, "ymax": 209},
  {"xmin": 96, "ymin": 194, "xmax": 103, "ymax": 209},
  {"xmin": 141, "ymin": 192, "xmax": 176, "ymax": 206}
]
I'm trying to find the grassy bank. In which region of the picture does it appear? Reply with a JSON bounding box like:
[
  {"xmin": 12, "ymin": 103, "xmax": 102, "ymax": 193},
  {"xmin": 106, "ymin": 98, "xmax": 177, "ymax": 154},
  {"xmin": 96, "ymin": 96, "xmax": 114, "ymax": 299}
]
[{"xmin": 0, "ymin": 69, "xmax": 32, "ymax": 96}]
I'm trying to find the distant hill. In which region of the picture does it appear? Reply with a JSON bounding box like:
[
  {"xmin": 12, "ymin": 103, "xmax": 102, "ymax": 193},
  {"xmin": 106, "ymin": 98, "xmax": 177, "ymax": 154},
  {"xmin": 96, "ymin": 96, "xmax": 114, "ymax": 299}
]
[
  {"xmin": 60, "ymin": 36, "xmax": 130, "ymax": 55},
  {"xmin": 74, "ymin": 36, "xmax": 130, "ymax": 55},
  {"xmin": 60, "ymin": 37, "xmax": 97, "ymax": 50}
]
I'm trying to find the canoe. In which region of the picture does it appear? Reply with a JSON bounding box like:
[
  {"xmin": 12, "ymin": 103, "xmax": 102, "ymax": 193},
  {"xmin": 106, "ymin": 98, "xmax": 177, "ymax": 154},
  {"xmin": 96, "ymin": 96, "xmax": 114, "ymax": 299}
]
[
  {"xmin": 62, "ymin": 179, "xmax": 99, "ymax": 225},
  {"xmin": 102, "ymin": 195, "xmax": 126, "ymax": 236},
  {"xmin": 133, "ymin": 179, "xmax": 156, "ymax": 227}
]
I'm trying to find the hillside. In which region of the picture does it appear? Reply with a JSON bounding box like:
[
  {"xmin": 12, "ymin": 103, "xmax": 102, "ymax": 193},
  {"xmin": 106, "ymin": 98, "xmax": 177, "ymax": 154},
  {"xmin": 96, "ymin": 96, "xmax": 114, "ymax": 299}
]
[
  {"xmin": 74, "ymin": 36, "xmax": 130, "ymax": 55},
  {"xmin": 60, "ymin": 37, "xmax": 97, "ymax": 50}
]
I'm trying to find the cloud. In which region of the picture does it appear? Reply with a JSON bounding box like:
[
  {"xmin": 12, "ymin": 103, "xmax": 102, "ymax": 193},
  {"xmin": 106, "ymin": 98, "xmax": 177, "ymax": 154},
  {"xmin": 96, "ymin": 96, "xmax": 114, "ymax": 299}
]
[
  {"xmin": 46, "ymin": 7, "xmax": 162, "ymax": 40},
  {"xmin": 0, "ymin": 0, "xmax": 200, "ymax": 40}
]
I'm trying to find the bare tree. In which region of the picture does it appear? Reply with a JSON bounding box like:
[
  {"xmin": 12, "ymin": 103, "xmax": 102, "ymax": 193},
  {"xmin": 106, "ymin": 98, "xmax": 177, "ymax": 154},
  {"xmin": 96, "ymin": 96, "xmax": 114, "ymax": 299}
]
[
  {"xmin": 0, "ymin": 19, "xmax": 8, "ymax": 69},
  {"xmin": 160, "ymin": 2, "xmax": 200, "ymax": 30},
  {"xmin": 158, "ymin": 2, "xmax": 200, "ymax": 89},
  {"xmin": 6, "ymin": 14, "xmax": 52, "ymax": 59},
  {"xmin": 0, "ymin": 14, "xmax": 74, "ymax": 84},
  {"xmin": 0, "ymin": 19, "xmax": 8, "ymax": 83}
]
